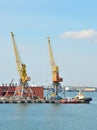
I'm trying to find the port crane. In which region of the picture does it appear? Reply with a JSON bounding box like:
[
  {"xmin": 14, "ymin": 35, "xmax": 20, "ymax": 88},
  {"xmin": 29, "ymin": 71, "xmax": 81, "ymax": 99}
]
[
  {"xmin": 47, "ymin": 37, "xmax": 63, "ymax": 100},
  {"xmin": 11, "ymin": 32, "xmax": 32, "ymax": 98}
]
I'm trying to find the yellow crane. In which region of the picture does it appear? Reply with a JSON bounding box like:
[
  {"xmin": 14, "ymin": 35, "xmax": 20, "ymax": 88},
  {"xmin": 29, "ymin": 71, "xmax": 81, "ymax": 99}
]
[
  {"xmin": 11, "ymin": 32, "xmax": 30, "ymax": 87},
  {"xmin": 48, "ymin": 37, "xmax": 63, "ymax": 99},
  {"xmin": 48, "ymin": 37, "xmax": 63, "ymax": 83}
]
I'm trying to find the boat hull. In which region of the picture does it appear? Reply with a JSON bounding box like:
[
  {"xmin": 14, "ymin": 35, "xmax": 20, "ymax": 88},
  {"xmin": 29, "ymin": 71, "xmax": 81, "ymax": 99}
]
[
  {"xmin": 59, "ymin": 97, "xmax": 92, "ymax": 104},
  {"xmin": 0, "ymin": 86, "xmax": 44, "ymax": 99}
]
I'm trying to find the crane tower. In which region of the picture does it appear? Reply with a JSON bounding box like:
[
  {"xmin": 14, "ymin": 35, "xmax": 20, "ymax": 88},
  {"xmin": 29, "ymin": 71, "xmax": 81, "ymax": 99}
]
[{"xmin": 47, "ymin": 37, "xmax": 64, "ymax": 100}]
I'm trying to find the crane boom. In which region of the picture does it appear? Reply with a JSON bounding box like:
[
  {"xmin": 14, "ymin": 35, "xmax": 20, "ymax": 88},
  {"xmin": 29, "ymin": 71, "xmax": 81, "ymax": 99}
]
[
  {"xmin": 48, "ymin": 37, "xmax": 63, "ymax": 83},
  {"xmin": 11, "ymin": 32, "xmax": 22, "ymax": 78},
  {"xmin": 48, "ymin": 37, "xmax": 56, "ymax": 68}
]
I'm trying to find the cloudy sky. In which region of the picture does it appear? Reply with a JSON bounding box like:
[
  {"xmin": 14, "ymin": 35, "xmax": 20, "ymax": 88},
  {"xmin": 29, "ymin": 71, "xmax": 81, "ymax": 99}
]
[{"xmin": 0, "ymin": 0, "xmax": 97, "ymax": 87}]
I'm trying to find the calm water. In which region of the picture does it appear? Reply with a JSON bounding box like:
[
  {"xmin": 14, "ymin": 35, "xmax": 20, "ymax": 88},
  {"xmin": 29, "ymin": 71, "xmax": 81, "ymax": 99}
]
[{"xmin": 0, "ymin": 92, "xmax": 97, "ymax": 130}]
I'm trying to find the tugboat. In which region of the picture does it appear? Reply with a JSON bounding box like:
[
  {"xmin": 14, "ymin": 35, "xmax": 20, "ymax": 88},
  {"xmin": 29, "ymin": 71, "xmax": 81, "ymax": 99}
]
[
  {"xmin": 59, "ymin": 91, "xmax": 92, "ymax": 104},
  {"xmin": 74, "ymin": 91, "xmax": 92, "ymax": 103}
]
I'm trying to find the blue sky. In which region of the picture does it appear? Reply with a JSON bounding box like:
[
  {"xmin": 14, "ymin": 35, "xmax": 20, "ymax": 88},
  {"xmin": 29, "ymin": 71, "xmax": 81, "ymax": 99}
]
[{"xmin": 0, "ymin": 0, "xmax": 97, "ymax": 87}]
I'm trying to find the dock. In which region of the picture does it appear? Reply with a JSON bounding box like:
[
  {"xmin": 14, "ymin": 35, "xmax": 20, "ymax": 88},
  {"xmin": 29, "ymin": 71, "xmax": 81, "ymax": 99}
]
[{"xmin": 0, "ymin": 98, "xmax": 60, "ymax": 104}]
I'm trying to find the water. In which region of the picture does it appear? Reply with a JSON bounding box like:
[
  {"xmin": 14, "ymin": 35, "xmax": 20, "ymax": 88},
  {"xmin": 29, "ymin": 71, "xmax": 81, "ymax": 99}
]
[{"xmin": 0, "ymin": 92, "xmax": 97, "ymax": 130}]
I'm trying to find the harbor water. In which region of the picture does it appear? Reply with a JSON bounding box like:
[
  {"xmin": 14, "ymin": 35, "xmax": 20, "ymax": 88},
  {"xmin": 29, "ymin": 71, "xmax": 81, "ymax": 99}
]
[{"xmin": 0, "ymin": 92, "xmax": 97, "ymax": 130}]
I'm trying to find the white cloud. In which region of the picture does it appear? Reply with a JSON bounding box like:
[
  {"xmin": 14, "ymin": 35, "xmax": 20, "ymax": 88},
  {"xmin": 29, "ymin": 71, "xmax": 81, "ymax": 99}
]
[{"xmin": 62, "ymin": 29, "xmax": 97, "ymax": 41}]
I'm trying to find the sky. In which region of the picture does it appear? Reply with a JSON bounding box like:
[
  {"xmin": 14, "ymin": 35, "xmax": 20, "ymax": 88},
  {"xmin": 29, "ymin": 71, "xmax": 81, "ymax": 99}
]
[{"xmin": 0, "ymin": 0, "xmax": 97, "ymax": 87}]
